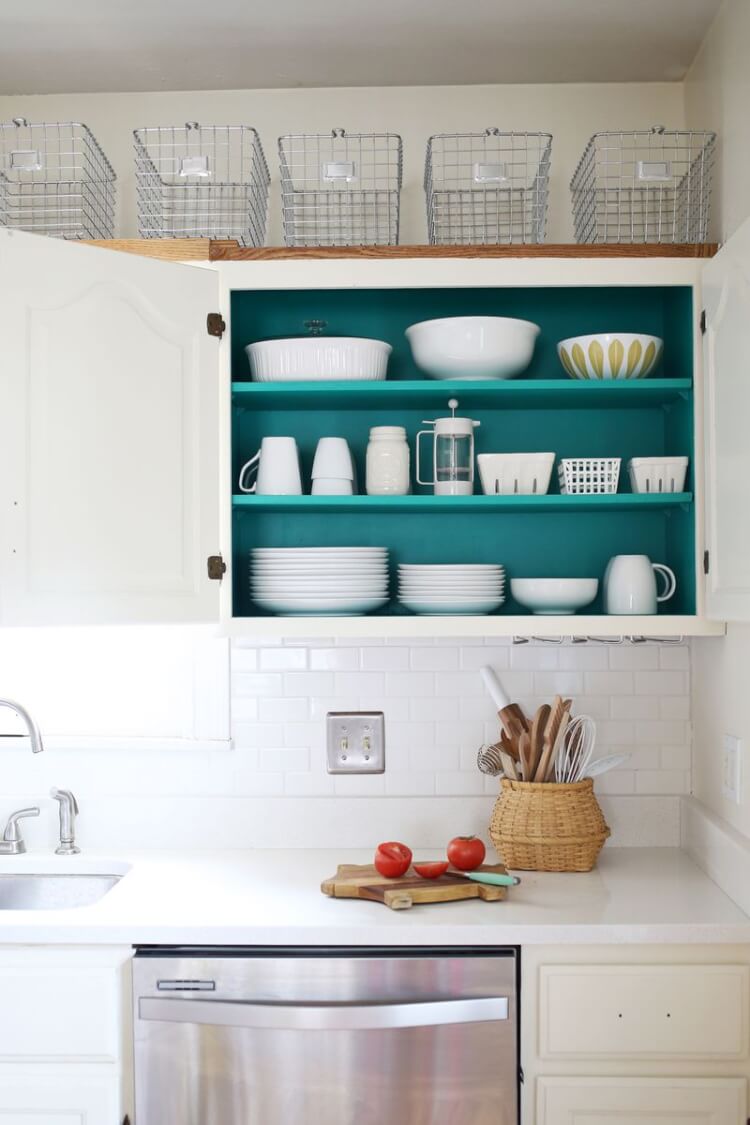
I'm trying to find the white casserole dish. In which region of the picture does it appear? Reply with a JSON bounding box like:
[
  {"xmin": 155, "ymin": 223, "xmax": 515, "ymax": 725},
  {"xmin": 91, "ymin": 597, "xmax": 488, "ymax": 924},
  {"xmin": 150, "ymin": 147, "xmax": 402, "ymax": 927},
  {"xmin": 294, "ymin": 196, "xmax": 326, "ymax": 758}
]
[{"xmin": 246, "ymin": 337, "xmax": 392, "ymax": 382}]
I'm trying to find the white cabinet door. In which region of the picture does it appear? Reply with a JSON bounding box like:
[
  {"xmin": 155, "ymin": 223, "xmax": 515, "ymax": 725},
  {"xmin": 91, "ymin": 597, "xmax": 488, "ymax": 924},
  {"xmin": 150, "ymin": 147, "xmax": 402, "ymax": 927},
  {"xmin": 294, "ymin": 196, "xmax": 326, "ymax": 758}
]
[
  {"xmin": 537, "ymin": 1076, "xmax": 746, "ymax": 1124},
  {"xmin": 0, "ymin": 230, "xmax": 221, "ymax": 625},
  {"xmin": 0, "ymin": 1067, "xmax": 120, "ymax": 1125},
  {"xmin": 702, "ymin": 217, "xmax": 750, "ymax": 620}
]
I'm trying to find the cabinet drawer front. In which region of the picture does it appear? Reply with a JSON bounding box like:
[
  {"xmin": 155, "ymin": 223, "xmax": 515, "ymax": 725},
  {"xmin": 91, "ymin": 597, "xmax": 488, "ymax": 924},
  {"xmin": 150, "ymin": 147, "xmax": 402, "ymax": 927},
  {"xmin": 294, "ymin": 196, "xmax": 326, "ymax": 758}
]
[
  {"xmin": 0, "ymin": 1068, "xmax": 119, "ymax": 1124},
  {"xmin": 540, "ymin": 964, "xmax": 749, "ymax": 1059},
  {"xmin": 536, "ymin": 1076, "xmax": 746, "ymax": 1125},
  {"xmin": 0, "ymin": 968, "xmax": 119, "ymax": 1060}
]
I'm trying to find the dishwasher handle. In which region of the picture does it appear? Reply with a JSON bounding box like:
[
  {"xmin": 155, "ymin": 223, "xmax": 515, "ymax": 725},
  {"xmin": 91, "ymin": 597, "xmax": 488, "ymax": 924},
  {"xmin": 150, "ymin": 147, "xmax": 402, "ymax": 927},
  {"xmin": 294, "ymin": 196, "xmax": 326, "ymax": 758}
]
[{"xmin": 139, "ymin": 994, "xmax": 509, "ymax": 1031}]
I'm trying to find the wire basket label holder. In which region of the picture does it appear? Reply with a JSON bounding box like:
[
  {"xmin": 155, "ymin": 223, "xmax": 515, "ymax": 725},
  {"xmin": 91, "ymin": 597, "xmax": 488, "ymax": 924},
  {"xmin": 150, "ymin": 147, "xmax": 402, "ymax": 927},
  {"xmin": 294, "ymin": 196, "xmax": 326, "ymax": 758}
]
[
  {"xmin": 0, "ymin": 117, "xmax": 116, "ymax": 240},
  {"xmin": 424, "ymin": 127, "xmax": 553, "ymax": 245},
  {"xmin": 134, "ymin": 122, "xmax": 270, "ymax": 246},
  {"xmin": 278, "ymin": 128, "xmax": 403, "ymax": 247}
]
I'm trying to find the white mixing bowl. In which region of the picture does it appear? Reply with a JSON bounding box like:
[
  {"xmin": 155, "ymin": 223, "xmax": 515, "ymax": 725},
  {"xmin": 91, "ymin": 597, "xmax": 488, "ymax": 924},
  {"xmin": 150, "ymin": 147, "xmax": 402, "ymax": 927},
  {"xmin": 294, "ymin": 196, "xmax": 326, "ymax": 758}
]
[{"xmin": 405, "ymin": 316, "xmax": 540, "ymax": 380}]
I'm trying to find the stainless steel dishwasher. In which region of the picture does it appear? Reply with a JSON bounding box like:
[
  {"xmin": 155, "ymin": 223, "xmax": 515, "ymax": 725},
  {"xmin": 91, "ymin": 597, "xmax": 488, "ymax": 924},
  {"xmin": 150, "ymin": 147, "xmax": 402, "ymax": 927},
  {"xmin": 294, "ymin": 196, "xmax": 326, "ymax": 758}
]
[{"xmin": 133, "ymin": 947, "xmax": 519, "ymax": 1125}]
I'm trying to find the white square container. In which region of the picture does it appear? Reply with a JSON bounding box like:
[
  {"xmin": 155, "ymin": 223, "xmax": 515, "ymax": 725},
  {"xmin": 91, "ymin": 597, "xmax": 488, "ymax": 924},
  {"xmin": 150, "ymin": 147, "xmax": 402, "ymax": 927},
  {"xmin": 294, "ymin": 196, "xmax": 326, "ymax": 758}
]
[{"xmin": 628, "ymin": 456, "xmax": 688, "ymax": 493}]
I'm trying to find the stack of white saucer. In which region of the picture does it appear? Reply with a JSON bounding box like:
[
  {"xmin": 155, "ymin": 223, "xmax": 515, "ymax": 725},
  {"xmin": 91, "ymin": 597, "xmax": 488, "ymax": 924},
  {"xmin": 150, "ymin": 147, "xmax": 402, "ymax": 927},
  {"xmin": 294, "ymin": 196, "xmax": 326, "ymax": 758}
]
[
  {"xmin": 397, "ymin": 564, "xmax": 506, "ymax": 616},
  {"xmin": 251, "ymin": 547, "xmax": 389, "ymax": 616}
]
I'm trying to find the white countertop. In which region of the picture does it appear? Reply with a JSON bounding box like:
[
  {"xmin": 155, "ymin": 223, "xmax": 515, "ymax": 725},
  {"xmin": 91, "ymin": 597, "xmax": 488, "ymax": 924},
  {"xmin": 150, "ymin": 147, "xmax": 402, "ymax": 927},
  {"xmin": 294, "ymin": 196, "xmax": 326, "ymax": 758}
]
[{"xmin": 1, "ymin": 847, "xmax": 749, "ymax": 946}]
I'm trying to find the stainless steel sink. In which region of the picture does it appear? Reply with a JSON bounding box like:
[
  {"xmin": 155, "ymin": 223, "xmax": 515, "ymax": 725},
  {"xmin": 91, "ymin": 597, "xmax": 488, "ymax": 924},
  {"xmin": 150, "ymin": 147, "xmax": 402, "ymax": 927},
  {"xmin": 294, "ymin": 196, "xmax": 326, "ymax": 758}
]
[{"xmin": 0, "ymin": 873, "xmax": 121, "ymax": 910}]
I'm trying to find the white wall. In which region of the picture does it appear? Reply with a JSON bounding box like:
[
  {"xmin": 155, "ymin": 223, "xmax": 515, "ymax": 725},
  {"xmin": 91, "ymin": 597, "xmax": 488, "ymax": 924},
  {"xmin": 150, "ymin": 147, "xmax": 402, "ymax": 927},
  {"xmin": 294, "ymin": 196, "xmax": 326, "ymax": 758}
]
[
  {"xmin": 1, "ymin": 635, "xmax": 690, "ymax": 851},
  {"xmin": 684, "ymin": 0, "xmax": 750, "ymax": 244},
  {"xmin": 0, "ymin": 83, "xmax": 684, "ymax": 244},
  {"xmin": 685, "ymin": 0, "xmax": 750, "ymax": 841}
]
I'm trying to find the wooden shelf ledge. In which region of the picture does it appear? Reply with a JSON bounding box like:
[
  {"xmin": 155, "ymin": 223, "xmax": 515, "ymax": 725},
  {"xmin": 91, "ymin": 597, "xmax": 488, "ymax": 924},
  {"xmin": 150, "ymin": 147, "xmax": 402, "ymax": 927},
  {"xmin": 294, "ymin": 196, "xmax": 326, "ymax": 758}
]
[{"xmin": 83, "ymin": 239, "xmax": 719, "ymax": 262}]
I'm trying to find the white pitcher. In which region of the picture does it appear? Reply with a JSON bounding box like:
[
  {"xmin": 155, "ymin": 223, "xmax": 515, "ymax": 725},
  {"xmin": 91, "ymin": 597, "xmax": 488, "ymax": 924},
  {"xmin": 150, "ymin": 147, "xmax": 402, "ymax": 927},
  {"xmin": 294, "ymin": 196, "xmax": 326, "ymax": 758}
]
[{"xmin": 603, "ymin": 554, "xmax": 676, "ymax": 615}]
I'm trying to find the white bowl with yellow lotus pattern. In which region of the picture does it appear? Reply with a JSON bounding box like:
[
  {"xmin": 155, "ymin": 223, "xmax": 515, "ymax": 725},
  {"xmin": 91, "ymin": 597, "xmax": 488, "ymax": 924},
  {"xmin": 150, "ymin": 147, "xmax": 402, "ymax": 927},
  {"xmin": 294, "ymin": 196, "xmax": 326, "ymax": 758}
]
[{"xmin": 557, "ymin": 333, "xmax": 663, "ymax": 380}]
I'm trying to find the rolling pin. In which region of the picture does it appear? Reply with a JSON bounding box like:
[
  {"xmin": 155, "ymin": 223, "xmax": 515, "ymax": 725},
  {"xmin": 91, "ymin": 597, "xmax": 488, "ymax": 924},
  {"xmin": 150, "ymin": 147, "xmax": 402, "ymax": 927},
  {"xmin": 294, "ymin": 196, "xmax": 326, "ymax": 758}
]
[{"xmin": 479, "ymin": 666, "xmax": 529, "ymax": 756}]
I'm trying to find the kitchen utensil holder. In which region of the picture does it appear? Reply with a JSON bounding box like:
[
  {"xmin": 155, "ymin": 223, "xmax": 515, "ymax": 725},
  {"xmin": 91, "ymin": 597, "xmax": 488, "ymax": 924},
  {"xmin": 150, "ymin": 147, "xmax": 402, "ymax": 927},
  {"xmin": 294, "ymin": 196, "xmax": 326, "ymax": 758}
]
[
  {"xmin": 0, "ymin": 118, "xmax": 116, "ymax": 239},
  {"xmin": 489, "ymin": 777, "xmax": 610, "ymax": 872},
  {"xmin": 628, "ymin": 456, "xmax": 688, "ymax": 494},
  {"xmin": 571, "ymin": 126, "xmax": 716, "ymax": 244},
  {"xmin": 424, "ymin": 128, "xmax": 552, "ymax": 245},
  {"xmin": 278, "ymin": 128, "xmax": 403, "ymax": 246},
  {"xmin": 558, "ymin": 457, "xmax": 621, "ymax": 495},
  {"xmin": 134, "ymin": 123, "xmax": 270, "ymax": 245}
]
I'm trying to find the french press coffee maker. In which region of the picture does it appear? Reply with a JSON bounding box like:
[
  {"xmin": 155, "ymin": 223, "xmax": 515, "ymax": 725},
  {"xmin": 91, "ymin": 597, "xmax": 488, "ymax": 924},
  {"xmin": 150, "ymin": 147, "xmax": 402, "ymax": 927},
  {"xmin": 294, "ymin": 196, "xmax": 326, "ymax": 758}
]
[{"xmin": 416, "ymin": 399, "xmax": 481, "ymax": 496}]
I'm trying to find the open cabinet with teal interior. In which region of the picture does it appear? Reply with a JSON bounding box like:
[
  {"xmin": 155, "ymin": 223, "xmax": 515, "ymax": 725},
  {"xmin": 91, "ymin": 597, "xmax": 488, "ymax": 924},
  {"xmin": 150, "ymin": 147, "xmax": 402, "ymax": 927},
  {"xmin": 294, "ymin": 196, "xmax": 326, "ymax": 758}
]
[{"xmin": 229, "ymin": 283, "xmax": 697, "ymax": 628}]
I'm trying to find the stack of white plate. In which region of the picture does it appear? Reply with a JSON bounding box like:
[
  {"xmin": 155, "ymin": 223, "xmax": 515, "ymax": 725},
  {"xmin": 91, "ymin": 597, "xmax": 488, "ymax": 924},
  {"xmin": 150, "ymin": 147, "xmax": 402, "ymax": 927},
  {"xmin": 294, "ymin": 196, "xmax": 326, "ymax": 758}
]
[
  {"xmin": 398, "ymin": 564, "xmax": 506, "ymax": 616},
  {"xmin": 251, "ymin": 548, "xmax": 389, "ymax": 616}
]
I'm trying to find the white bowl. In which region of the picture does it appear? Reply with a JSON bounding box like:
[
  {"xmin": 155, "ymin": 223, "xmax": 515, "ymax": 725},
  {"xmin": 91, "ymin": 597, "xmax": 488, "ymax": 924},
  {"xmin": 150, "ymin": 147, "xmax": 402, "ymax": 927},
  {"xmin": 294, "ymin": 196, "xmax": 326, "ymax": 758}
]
[
  {"xmin": 478, "ymin": 452, "xmax": 555, "ymax": 495},
  {"xmin": 405, "ymin": 316, "xmax": 540, "ymax": 380},
  {"xmin": 246, "ymin": 337, "xmax": 391, "ymax": 382},
  {"xmin": 511, "ymin": 577, "xmax": 599, "ymax": 615},
  {"xmin": 557, "ymin": 333, "xmax": 663, "ymax": 380}
]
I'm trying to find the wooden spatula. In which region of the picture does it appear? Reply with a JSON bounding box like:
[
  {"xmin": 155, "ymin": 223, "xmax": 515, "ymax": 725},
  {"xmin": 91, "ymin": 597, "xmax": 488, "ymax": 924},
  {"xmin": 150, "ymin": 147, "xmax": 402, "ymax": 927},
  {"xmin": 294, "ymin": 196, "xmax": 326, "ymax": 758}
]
[
  {"xmin": 528, "ymin": 704, "xmax": 550, "ymax": 779},
  {"xmin": 518, "ymin": 731, "xmax": 533, "ymax": 781}
]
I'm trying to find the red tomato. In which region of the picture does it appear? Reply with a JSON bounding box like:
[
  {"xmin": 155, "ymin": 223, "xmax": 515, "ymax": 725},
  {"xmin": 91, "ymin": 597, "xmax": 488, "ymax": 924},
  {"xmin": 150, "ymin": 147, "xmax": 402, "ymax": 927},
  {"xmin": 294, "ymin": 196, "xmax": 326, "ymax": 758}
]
[
  {"xmin": 374, "ymin": 841, "xmax": 412, "ymax": 878},
  {"xmin": 413, "ymin": 861, "xmax": 449, "ymax": 879},
  {"xmin": 447, "ymin": 836, "xmax": 486, "ymax": 871}
]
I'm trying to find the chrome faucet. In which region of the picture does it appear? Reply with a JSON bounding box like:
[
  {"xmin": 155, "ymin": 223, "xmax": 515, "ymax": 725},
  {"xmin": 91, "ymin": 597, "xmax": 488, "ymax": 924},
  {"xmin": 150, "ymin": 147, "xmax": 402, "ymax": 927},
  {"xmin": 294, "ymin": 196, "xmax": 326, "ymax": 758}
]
[
  {"xmin": 0, "ymin": 807, "xmax": 40, "ymax": 855},
  {"xmin": 51, "ymin": 788, "xmax": 80, "ymax": 855},
  {"xmin": 0, "ymin": 699, "xmax": 44, "ymax": 754}
]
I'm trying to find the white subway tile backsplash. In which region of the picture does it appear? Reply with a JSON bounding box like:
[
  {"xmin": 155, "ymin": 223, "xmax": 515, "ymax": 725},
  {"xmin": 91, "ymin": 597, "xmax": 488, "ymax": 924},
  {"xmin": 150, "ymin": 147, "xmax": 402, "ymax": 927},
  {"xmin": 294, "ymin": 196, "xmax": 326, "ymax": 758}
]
[
  {"xmin": 409, "ymin": 647, "xmax": 460, "ymax": 671},
  {"xmin": 259, "ymin": 647, "xmax": 308, "ymax": 671},
  {"xmin": 6, "ymin": 636, "xmax": 691, "ymax": 850},
  {"xmin": 309, "ymin": 647, "xmax": 361, "ymax": 671},
  {"xmin": 361, "ymin": 647, "xmax": 410, "ymax": 671},
  {"xmin": 634, "ymin": 669, "xmax": 688, "ymax": 696}
]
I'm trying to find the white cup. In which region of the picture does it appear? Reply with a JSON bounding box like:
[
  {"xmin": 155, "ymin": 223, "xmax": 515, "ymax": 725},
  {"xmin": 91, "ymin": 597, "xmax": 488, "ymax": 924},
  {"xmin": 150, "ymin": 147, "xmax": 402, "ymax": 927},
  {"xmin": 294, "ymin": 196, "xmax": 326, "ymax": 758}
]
[
  {"xmin": 238, "ymin": 437, "xmax": 302, "ymax": 495},
  {"xmin": 603, "ymin": 554, "xmax": 677, "ymax": 615},
  {"xmin": 311, "ymin": 477, "xmax": 354, "ymax": 496},
  {"xmin": 311, "ymin": 437, "xmax": 355, "ymax": 481}
]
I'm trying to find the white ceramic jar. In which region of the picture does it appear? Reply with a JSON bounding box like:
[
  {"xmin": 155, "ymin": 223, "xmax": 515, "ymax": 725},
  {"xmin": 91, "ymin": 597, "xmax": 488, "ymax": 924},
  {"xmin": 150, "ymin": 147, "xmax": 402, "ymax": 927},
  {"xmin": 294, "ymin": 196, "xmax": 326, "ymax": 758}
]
[{"xmin": 366, "ymin": 426, "xmax": 410, "ymax": 495}]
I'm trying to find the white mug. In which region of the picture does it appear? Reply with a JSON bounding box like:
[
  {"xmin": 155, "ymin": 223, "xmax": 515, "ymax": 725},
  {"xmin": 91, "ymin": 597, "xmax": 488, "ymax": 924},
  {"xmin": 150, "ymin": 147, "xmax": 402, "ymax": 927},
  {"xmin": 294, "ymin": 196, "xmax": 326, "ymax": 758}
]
[
  {"xmin": 311, "ymin": 437, "xmax": 355, "ymax": 481},
  {"xmin": 238, "ymin": 437, "xmax": 302, "ymax": 495},
  {"xmin": 604, "ymin": 554, "xmax": 677, "ymax": 615}
]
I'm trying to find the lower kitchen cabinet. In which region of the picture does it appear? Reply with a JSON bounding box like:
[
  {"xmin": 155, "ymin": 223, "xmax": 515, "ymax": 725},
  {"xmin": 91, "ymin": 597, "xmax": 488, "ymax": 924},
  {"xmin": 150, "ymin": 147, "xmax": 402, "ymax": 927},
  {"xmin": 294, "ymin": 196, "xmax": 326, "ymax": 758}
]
[
  {"xmin": 536, "ymin": 1075, "xmax": 747, "ymax": 1124},
  {"xmin": 522, "ymin": 945, "xmax": 750, "ymax": 1125},
  {"xmin": 0, "ymin": 947, "xmax": 132, "ymax": 1125},
  {"xmin": 0, "ymin": 1066, "xmax": 122, "ymax": 1125}
]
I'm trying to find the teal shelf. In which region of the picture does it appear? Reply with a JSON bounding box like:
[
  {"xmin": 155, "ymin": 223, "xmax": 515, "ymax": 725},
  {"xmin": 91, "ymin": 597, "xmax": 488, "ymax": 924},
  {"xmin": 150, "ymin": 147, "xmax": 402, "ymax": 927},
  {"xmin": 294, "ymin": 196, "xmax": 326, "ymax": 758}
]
[
  {"xmin": 233, "ymin": 492, "xmax": 692, "ymax": 514},
  {"xmin": 231, "ymin": 378, "xmax": 692, "ymax": 411}
]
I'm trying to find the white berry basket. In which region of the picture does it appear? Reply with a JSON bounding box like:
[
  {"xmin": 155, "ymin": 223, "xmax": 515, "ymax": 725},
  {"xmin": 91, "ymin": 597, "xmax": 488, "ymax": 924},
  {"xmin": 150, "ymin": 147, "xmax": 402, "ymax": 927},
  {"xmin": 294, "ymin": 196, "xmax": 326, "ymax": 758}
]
[
  {"xmin": 558, "ymin": 458, "xmax": 621, "ymax": 495},
  {"xmin": 628, "ymin": 456, "xmax": 688, "ymax": 494}
]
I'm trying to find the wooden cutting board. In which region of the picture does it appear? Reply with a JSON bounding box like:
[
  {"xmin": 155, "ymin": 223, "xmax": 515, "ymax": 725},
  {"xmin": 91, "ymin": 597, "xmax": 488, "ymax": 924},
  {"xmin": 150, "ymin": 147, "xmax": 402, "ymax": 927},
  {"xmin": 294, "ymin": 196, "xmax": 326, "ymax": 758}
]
[{"xmin": 321, "ymin": 863, "xmax": 510, "ymax": 911}]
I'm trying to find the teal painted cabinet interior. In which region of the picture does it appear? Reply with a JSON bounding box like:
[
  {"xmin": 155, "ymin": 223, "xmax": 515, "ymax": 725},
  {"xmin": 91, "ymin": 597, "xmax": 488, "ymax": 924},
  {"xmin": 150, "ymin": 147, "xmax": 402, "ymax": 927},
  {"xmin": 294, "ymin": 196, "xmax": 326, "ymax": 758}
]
[{"xmin": 230, "ymin": 286, "xmax": 695, "ymax": 619}]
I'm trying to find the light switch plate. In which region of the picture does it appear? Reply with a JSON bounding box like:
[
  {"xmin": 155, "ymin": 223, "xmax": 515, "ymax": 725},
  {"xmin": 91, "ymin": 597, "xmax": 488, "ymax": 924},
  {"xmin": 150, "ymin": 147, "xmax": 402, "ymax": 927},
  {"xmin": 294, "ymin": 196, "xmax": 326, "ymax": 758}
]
[
  {"xmin": 326, "ymin": 711, "xmax": 385, "ymax": 774},
  {"xmin": 722, "ymin": 734, "xmax": 742, "ymax": 804}
]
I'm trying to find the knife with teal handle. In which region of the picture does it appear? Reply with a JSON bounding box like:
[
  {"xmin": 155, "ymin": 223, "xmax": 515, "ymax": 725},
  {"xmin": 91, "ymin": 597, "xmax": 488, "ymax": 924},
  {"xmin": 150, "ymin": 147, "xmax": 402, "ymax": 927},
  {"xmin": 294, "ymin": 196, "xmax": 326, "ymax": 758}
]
[{"xmin": 461, "ymin": 871, "xmax": 521, "ymax": 887}]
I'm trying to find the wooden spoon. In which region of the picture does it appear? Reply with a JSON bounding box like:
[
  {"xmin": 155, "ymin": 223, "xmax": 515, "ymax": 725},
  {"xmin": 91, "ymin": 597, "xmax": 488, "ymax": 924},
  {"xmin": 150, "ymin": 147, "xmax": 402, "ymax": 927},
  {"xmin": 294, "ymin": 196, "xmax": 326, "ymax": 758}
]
[
  {"xmin": 518, "ymin": 731, "xmax": 533, "ymax": 781},
  {"xmin": 528, "ymin": 704, "xmax": 550, "ymax": 779}
]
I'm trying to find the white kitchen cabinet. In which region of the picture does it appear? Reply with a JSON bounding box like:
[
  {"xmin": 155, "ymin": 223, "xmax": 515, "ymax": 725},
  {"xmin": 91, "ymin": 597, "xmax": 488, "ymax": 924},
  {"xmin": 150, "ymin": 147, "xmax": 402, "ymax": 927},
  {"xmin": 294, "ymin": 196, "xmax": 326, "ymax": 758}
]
[
  {"xmin": 0, "ymin": 234, "xmax": 737, "ymax": 636},
  {"xmin": 702, "ymin": 216, "xmax": 750, "ymax": 622},
  {"xmin": 0, "ymin": 1067, "xmax": 122, "ymax": 1125},
  {"xmin": 0, "ymin": 229, "xmax": 221, "ymax": 625},
  {"xmin": 0, "ymin": 947, "xmax": 131, "ymax": 1125},
  {"xmin": 522, "ymin": 945, "xmax": 750, "ymax": 1125},
  {"xmin": 536, "ymin": 1075, "xmax": 746, "ymax": 1124}
]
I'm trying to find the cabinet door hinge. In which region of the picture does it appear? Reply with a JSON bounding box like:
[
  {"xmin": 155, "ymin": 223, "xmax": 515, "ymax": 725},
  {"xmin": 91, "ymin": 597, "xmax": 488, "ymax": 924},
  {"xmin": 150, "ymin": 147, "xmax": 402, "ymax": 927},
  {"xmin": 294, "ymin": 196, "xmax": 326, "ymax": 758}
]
[
  {"xmin": 700, "ymin": 308, "xmax": 707, "ymax": 335},
  {"xmin": 207, "ymin": 312, "xmax": 226, "ymax": 339},
  {"xmin": 703, "ymin": 549, "xmax": 710, "ymax": 575},
  {"xmin": 207, "ymin": 554, "xmax": 226, "ymax": 581}
]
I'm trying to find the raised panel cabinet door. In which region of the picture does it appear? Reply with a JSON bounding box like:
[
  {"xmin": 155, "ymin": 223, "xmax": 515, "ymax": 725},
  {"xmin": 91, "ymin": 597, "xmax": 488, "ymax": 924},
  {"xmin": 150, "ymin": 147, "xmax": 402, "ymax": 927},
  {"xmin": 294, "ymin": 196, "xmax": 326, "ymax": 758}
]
[
  {"xmin": 702, "ymin": 216, "xmax": 750, "ymax": 621},
  {"xmin": 0, "ymin": 229, "xmax": 220, "ymax": 625},
  {"xmin": 537, "ymin": 1076, "xmax": 746, "ymax": 1125},
  {"xmin": 0, "ymin": 1067, "xmax": 120, "ymax": 1124}
]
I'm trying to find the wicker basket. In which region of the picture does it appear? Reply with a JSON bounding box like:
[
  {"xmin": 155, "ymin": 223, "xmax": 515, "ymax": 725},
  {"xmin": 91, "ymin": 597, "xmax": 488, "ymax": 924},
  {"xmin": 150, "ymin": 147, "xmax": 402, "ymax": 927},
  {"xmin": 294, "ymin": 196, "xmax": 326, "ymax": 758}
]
[{"xmin": 489, "ymin": 778, "xmax": 610, "ymax": 872}]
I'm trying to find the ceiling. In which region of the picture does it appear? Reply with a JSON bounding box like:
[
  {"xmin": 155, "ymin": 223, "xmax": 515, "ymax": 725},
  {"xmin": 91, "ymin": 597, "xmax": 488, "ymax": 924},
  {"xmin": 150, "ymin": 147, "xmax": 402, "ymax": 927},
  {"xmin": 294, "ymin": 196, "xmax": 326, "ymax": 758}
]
[{"xmin": 0, "ymin": 0, "xmax": 722, "ymax": 94}]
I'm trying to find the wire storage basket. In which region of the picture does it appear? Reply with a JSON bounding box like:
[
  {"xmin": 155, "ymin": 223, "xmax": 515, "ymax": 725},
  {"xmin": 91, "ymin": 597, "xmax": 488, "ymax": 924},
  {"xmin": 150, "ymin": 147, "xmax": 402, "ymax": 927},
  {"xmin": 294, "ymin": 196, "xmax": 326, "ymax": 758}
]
[
  {"xmin": 0, "ymin": 118, "xmax": 115, "ymax": 239},
  {"xmin": 425, "ymin": 128, "xmax": 552, "ymax": 245},
  {"xmin": 559, "ymin": 458, "xmax": 621, "ymax": 496},
  {"xmin": 134, "ymin": 123, "xmax": 270, "ymax": 245},
  {"xmin": 278, "ymin": 128, "xmax": 403, "ymax": 246},
  {"xmin": 571, "ymin": 126, "xmax": 716, "ymax": 244}
]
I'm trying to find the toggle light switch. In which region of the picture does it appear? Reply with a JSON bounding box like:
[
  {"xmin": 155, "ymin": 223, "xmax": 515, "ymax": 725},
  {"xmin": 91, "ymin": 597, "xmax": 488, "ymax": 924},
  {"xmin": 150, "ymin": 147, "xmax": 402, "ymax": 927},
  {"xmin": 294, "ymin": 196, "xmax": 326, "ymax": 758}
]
[{"xmin": 326, "ymin": 712, "xmax": 385, "ymax": 774}]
